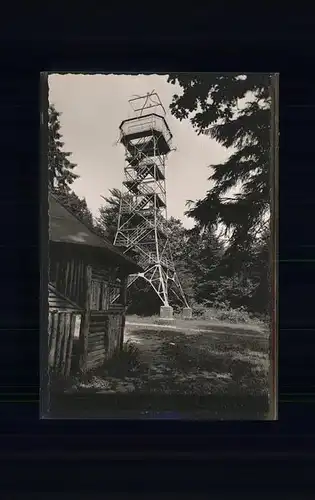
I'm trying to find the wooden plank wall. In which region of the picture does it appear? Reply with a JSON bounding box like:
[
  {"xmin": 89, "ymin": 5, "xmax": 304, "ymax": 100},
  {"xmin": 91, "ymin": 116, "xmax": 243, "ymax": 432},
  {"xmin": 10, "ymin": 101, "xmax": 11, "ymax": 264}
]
[
  {"xmin": 86, "ymin": 270, "xmax": 125, "ymax": 370},
  {"xmin": 48, "ymin": 311, "xmax": 79, "ymax": 377},
  {"xmin": 87, "ymin": 312, "xmax": 108, "ymax": 370},
  {"xmin": 49, "ymin": 254, "xmax": 128, "ymax": 372},
  {"xmin": 107, "ymin": 312, "xmax": 124, "ymax": 357},
  {"xmin": 87, "ymin": 310, "xmax": 123, "ymax": 370}
]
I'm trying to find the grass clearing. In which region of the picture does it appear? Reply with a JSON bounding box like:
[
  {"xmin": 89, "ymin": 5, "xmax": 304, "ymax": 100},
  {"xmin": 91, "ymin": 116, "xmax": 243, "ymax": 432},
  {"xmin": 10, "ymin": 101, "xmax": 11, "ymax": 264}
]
[{"xmin": 53, "ymin": 316, "xmax": 271, "ymax": 419}]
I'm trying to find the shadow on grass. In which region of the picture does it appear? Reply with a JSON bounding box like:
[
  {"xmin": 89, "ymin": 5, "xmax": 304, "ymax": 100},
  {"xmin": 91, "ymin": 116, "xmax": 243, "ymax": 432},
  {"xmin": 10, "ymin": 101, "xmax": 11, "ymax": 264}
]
[
  {"xmin": 126, "ymin": 328, "xmax": 269, "ymax": 398},
  {"xmin": 160, "ymin": 336, "xmax": 267, "ymax": 394}
]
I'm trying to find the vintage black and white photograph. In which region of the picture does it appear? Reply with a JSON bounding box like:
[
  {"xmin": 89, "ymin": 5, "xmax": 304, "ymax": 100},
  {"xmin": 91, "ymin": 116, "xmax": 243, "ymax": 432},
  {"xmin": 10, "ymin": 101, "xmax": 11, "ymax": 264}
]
[{"xmin": 43, "ymin": 73, "xmax": 276, "ymax": 419}]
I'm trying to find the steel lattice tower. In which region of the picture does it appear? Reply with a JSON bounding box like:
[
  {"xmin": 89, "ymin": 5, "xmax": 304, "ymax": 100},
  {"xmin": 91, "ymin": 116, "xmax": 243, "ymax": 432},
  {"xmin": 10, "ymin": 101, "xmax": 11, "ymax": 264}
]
[{"xmin": 113, "ymin": 91, "xmax": 191, "ymax": 319}]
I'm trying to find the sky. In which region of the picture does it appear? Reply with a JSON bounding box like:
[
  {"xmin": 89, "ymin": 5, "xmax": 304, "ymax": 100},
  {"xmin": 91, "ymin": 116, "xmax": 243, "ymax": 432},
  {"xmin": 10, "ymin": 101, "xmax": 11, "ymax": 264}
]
[{"xmin": 48, "ymin": 74, "xmax": 231, "ymax": 228}]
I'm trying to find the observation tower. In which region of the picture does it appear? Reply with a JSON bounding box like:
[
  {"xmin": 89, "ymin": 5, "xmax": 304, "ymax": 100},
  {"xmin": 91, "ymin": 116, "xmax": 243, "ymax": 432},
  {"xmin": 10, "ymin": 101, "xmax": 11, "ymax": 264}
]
[{"xmin": 113, "ymin": 91, "xmax": 191, "ymax": 320}]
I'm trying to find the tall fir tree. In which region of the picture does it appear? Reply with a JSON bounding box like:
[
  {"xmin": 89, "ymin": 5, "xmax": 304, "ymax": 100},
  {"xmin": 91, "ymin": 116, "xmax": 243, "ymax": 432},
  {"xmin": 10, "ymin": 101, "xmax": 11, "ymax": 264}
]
[
  {"xmin": 167, "ymin": 73, "xmax": 271, "ymax": 248},
  {"xmin": 168, "ymin": 73, "xmax": 272, "ymax": 313},
  {"xmin": 48, "ymin": 104, "xmax": 79, "ymax": 192},
  {"xmin": 48, "ymin": 104, "xmax": 97, "ymax": 229}
]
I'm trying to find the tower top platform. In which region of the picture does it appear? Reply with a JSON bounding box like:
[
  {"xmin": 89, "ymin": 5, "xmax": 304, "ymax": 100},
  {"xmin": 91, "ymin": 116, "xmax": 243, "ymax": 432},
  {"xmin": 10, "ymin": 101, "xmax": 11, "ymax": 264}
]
[
  {"xmin": 119, "ymin": 114, "xmax": 172, "ymax": 156},
  {"xmin": 119, "ymin": 92, "xmax": 173, "ymax": 155}
]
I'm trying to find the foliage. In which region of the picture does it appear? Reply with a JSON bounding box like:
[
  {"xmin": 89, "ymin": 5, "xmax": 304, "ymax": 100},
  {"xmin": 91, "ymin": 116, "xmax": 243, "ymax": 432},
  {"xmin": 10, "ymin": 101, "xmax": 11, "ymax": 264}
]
[
  {"xmin": 164, "ymin": 217, "xmax": 195, "ymax": 304},
  {"xmin": 167, "ymin": 73, "xmax": 271, "ymax": 241},
  {"xmin": 125, "ymin": 277, "xmax": 159, "ymax": 316},
  {"xmin": 102, "ymin": 340, "xmax": 142, "ymax": 376},
  {"xmin": 55, "ymin": 189, "xmax": 94, "ymax": 227},
  {"xmin": 97, "ymin": 188, "xmax": 123, "ymax": 243},
  {"xmin": 184, "ymin": 225, "xmax": 224, "ymax": 304},
  {"xmin": 97, "ymin": 188, "xmax": 142, "ymax": 243},
  {"xmin": 190, "ymin": 301, "xmax": 258, "ymax": 325},
  {"xmin": 48, "ymin": 104, "xmax": 79, "ymax": 192},
  {"xmin": 48, "ymin": 104, "xmax": 99, "ymax": 230}
]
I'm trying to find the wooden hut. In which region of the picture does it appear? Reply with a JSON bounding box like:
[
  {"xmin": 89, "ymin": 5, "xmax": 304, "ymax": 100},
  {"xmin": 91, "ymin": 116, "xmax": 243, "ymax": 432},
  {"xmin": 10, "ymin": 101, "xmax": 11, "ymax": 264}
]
[{"xmin": 48, "ymin": 192, "xmax": 142, "ymax": 376}]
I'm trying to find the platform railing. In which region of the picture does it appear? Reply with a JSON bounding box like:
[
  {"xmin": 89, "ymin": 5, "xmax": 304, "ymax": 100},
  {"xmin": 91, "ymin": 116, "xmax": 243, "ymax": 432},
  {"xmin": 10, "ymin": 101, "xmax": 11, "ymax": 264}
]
[{"xmin": 120, "ymin": 114, "xmax": 172, "ymax": 145}]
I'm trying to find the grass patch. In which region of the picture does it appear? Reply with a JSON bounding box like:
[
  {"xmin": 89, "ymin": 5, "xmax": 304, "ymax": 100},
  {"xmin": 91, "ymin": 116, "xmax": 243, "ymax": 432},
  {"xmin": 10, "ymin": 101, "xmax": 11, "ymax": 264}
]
[
  {"xmin": 129, "ymin": 327, "xmax": 269, "ymax": 399},
  {"xmin": 49, "ymin": 319, "xmax": 271, "ymax": 419}
]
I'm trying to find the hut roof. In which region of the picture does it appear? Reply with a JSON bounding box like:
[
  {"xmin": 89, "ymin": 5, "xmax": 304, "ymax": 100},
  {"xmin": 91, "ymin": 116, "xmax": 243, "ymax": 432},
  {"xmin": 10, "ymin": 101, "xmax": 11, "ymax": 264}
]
[{"xmin": 49, "ymin": 192, "xmax": 142, "ymax": 273}]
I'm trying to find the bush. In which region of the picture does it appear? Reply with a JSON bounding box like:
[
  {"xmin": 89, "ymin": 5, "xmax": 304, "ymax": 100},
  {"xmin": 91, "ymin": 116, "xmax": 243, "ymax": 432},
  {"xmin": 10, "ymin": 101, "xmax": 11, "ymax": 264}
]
[
  {"xmin": 191, "ymin": 301, "xmax": 261, "ymax": 324},
  {"xmin": 120, "ymin": 340, "xmax": 141, "ymax": 365},
  {"xmin": 100, "ymin": 340, "xmax": 142, "ymax": 377}
]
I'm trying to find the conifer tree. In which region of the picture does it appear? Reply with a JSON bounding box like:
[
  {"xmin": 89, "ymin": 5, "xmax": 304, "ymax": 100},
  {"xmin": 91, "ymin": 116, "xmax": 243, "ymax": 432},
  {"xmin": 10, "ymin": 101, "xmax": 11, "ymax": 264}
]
[
  {"xmin": 48, "ymin": 104, "xmax": 79, "ymax": 192},
  {"xmin": 167, "ymin": 73, "xmax": 271, "ymax": 249},
  {"xmin": 168, "ymin": 73, "xmax": 272, "ymax": 313}
]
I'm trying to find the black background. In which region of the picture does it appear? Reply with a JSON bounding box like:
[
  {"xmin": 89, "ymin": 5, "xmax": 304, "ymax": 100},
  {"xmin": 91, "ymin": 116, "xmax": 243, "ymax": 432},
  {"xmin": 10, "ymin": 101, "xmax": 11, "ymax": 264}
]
[{"xmin": 0, "ymin": 4, "xmax": 315, "ymax": 495}]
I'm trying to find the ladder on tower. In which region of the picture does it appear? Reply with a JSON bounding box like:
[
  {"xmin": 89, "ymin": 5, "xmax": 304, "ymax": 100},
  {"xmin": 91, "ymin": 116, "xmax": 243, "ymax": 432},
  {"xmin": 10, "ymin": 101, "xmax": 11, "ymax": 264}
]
[{"xmin": 115, "ymin": 221, "xmax": 151, "ymax": 249}]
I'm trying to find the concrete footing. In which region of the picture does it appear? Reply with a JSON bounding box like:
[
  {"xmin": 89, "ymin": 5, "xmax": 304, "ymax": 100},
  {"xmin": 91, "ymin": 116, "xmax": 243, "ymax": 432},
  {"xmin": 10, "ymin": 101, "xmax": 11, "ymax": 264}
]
[
  {"xmin": 160, "ymin": 305, "xmax": 174, "ymax": 319},
  {"xmin": 182, "ymin": 307, "xmax": 192, "ymax": 320},
  {"xmin": 158, "ymin": 305, "xmax": 175, "ymax": 324}
]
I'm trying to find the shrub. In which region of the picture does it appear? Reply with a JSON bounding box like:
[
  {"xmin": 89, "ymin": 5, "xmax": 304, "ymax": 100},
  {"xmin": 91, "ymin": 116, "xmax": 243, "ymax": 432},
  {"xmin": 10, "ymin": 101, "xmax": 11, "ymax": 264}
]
[
  {"xmin": 191, "ymin": 301, "xmax": 262, "ymax": 324},
  {"xmin": 101, "ymin": 340, "xmax": 142, "ymax": 377},
  {"xmin": 120, "ymin": 340, "xmax": 141, "ymax": 364}
]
